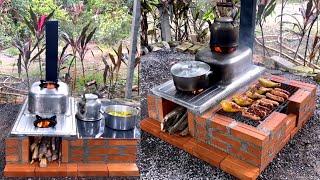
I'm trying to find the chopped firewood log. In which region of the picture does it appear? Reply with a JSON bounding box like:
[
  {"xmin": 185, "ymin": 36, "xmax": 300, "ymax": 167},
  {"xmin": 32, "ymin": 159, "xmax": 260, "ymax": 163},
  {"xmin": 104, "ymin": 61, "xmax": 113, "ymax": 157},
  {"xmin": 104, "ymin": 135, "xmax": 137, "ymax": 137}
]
[
  {"xmin": 46, "ymin": 149, "xmax": 52, "ymax": 159},
  {"xmin": 39, "ymin": 156, "xmax": 47, "ymax": 168},
  {"xmin": 168, "ymin": 112, "xmax": 187, "ymax": 134},
  {"xmin": 180, "ymin": 127, "xmax": 189, "ymax": 136},
  {"xmin": 30, "ymin": 144, "xmax": 39, "ymax": 164},
  {"xmin": 51, "ymin": 137, "xmax": 56, "ymax": 151},
  {"xmin": 30, "ymin": 142, "xmax": 38, "ymax": 152},
  {"xmin": 161, "ymin": 107, "xmax": 186, "ymax": 132}
]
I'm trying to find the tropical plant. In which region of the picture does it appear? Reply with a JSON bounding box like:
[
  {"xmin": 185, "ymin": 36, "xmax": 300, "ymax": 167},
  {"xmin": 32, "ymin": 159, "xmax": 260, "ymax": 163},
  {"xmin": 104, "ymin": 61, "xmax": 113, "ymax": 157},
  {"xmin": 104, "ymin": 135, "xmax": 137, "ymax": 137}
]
[
  {"xmin": 23, "ymin": 8, "xmax": 55, "ymax": 79},
  {"xmin": 256, "ymin": 0, "xmax": 277, "ymax": 56},
  {"xmin": 61, "ymin": 22, "xmax": 97, "ymax": 90}
]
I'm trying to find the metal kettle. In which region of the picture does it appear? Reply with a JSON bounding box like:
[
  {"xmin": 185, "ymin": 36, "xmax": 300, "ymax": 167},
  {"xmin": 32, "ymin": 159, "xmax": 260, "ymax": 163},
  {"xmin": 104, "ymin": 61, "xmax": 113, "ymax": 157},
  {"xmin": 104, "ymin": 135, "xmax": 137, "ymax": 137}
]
[
  {"xmin": 209, "ymin": 17, "xmax": 239, "ymax": 53},
  {"xmin": 76, "ymin": 94, "xmax": 102, "ymax": 121}
]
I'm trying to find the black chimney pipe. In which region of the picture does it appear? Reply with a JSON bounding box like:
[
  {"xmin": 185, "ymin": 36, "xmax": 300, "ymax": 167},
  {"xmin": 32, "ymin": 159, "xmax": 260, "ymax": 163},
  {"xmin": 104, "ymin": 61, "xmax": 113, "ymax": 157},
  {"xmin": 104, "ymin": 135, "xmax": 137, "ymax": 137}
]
[{"xmin": 45, "ymin": 21, "xmax": 59, "ymax": 82}]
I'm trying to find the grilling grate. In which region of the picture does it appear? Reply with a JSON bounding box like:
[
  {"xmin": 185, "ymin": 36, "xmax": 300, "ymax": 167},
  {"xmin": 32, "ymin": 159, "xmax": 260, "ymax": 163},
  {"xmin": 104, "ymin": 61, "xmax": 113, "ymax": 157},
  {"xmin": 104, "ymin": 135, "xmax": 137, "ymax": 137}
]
[{"xmin": 218, "ymin": 83, "xmax": 299, "ymax": 127}]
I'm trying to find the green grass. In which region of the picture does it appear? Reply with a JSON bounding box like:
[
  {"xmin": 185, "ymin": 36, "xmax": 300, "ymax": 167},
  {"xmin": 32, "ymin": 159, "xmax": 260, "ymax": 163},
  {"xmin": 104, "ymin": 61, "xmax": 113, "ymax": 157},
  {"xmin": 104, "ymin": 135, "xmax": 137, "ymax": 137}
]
[
  {"xmin": 3, "ymin": 47, "xmax": 19, "ymax": 57},
  {"xmin": 75, "ymin": 71, "xmax": 105, "ymax": 92}
]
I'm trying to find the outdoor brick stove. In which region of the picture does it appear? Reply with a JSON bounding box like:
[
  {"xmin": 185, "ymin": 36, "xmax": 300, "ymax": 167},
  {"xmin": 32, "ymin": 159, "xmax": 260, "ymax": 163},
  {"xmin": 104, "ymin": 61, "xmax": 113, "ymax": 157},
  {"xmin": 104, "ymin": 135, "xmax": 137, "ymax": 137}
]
[
  {"xmin": 4, "ymin": 21, "xmax": 140, "ymax": 178},
  {"xmin": 5, "ymin": 135, "xmax": 139, "ymax": 177},
  {"xmin": 141, "ymin": 75, "xmax": 317, "ymax": 179}
]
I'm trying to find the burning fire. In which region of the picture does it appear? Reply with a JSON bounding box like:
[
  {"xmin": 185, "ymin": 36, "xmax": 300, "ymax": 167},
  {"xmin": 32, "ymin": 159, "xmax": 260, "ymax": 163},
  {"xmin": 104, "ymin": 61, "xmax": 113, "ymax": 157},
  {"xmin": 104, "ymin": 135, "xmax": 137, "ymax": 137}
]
[{"xmin": 212, "ymin": 46, "xmax": 236, "ymax": 54}]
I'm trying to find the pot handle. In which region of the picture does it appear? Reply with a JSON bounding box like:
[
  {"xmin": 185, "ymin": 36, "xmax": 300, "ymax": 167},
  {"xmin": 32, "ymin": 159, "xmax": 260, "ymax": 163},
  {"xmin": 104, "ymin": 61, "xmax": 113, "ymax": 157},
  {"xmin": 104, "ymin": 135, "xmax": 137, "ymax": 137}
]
[{"xmin": 205, "ymin": 71, "xmax": 213, "ymax": 79}]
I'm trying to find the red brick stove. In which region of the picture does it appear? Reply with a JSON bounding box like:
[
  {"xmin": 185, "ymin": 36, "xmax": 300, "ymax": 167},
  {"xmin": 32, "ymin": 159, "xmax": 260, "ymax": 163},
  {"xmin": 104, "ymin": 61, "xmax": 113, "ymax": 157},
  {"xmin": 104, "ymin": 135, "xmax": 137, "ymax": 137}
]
[{"xmin": 141, "ymin": 75, "xmax": 317, "ymax": 179}]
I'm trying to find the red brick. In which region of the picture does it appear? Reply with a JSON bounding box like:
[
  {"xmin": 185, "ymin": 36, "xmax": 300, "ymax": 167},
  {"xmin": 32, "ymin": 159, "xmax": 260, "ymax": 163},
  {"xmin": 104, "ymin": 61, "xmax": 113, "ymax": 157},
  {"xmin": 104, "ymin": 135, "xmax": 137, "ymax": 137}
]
[
  {"xmin": 87, "ymin": 156, "xmax": 106, "ymax": 162},
  {"xmin": 89, "ymin": 148, "xmax": 119, "ymax": 155},
  {"xmin": 70, "ymin": 139, "xmax": 83, "ymax": 146},
  {"xmin": 230, "ymin": 148, "xmax": 261, "ymax": 167},
  {"xmin": 21, "ymin": 138, "xmax": 29, "ymax": 163},
  {"xmin": 259, "ymin": 112, "xmax": 286, "ymax": 132},
  {"xmin": 290, "ymin": 127, "xmax": 299, "ymax": 138},
  {"xmin": 6, "ymin": 155, "xmax": 19, "ymax": 162},
  {"xmin": 66, "ymin": 163, "xmax": 78, "ymax": 177},
  {"xmin": 231, "ymin": 125, "xmax": 268, "ymax": 147},
  {"xmin": 160, "ymin": 132, "xmax": 192, "ymax": 148},
  {"xmin": 78, "ymin": 163, "xmax": 108, "ymax": 177},
  {"xmin": 285, "ymin": 114, "xmax": 297, "ymax": 136},
  {"xmin": 193, "ymin": 141, "xmax": 228, "ymax": 167},
  {"xmin": 70, "ymin": 156, "xmax": 84, "ymax": 162},
  {"xmin": 62, "ymin": 139, "xmax": 69, "ymax": 163},
  {"xmin": 140, "ymin": 118, "xmax": 161, "ymax": 137},
  {"xmin": 220, "ymin": 156, "xmax": 260, "ymax": 180},
  {"xmin": 211, "ymin": 138, "xmax": 228, "ymax": 151},
  {"xmin": 182, "ymin": 138, "xmax": 197, "ymax": 154},
  {"xmin": 122, "ymin": 146, "xmax": 137, "ymax": 154},
  {"xmin": 188, "ymin": 111, "xmax": 196, "ymax": 137},
  {"xmin": 247, "ymin": 145, "xmax": 264, "ymax": 157},
  {"xmin": 108, "ymin": 155, "xmax": 136, "ymax": 163},
  {"xmin": 107, "ymin": 163, "xmax": 140, "ymax": 177},
  {"xmin": 4, "ymin": 164, "xmax": 36, "ymax": 177},
  {"xmin": 147, "ymin": 94, "xmax": 158, "ymax": 120},
  {"xmin": 88, "ymin": 139, "xmax": 106, "ymax": 146},
  {"xmin": 6, "ymin": 138, "xmax": 19, "ymax": 148},
  {"xmin": 5, "ymin": 146, "xmax": 17, "ymax": 155},
  {"xmin": 212, "ymin": 131, "xmax": 241, "ymax": 149},
  {"xmin": 211, "ymin": 116, "xmax": 234, "ymax": 133},
  {"xmin": 35, "ymin": 163, "xmax": 67, "ymax": 177},
  {"xmin": 108, "ymin": 139, "xmax": 138, "ymax": 146},
  {"xmin": 71, "ymin": 148, "xmax": 84, "ymax": 155}
]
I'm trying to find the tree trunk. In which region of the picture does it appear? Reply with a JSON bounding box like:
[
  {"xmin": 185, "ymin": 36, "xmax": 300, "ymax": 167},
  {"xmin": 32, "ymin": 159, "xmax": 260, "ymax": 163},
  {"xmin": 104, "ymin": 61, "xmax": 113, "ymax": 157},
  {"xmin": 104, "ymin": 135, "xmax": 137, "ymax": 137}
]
[
  {"xmin": 159, "ymin": 6, "xmax": 171, "ymax": 42},
  {"xmin": 125, "ymin": 0, "xmax": 141, "ymax": 99}
]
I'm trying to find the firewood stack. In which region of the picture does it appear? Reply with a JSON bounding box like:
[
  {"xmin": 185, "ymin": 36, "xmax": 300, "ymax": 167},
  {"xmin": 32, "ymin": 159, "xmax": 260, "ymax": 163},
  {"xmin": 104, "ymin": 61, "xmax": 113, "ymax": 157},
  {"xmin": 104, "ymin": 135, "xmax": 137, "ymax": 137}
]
[
  {"xmin": 160, "ymin": 107, "xmax": 189, "ymax": 136},
  {"xmin": 30, "ymin": 137, "xmax": 61, "ymax": 168}
]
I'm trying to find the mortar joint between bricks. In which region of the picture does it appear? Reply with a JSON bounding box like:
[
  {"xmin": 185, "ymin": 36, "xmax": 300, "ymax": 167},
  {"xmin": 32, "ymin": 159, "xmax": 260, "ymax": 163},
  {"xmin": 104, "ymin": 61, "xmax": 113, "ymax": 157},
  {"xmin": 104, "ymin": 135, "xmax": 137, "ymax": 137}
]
[
  {"xmin": 258, "ymin": 126, "xmax": 271, "ymax": 137},
  {"xmin": 240, "ymin": 141, "xmax": 249, "ymax": 153},
  {"xmin": 227, "ymin": 121, "xmax": 238, "ymax": 135},
  {"xmin": 18, "ymin": 138, "xmax": 22, "ymax": 163},
  {"xmin": 226, "ymin": 144, "xmax": 232, "ymax": 154},
  {"xmin": 83, "ymin": 140, "xmax": 89, "ymax": 163},
  {"xmin": 205, "ymin": 118, "xmax": 211, "ymax": 143},
  {"xmin": 155, "ymin": 97, "xmax": 160, "ymax": 121}
]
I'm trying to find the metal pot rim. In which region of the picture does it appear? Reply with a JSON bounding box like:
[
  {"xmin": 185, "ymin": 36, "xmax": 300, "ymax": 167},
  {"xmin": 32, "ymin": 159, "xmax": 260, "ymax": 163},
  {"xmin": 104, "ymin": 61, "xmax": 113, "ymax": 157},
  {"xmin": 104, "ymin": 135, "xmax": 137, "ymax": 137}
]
[
  {"xmin": 171, "ymin": 61, "xmax": 211, "ymax": 78},
  {"xmin": 103, "ymin": 104, "xmax": 139, "ymax": 117}
]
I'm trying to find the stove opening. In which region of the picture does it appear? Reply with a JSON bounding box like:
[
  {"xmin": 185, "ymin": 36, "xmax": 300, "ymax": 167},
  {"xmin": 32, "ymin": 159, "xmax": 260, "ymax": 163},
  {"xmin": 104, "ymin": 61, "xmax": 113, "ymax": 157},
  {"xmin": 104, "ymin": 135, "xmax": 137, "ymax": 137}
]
[
  {"xmin": 39, "ymin": 80, "xmax": 59, "ymax": 89},
  {"xmin": 30, "ymin": 137, "xmax": 62, "ymax": 168},
  {"xmin": 34, "ymin": 115, "xmax": 57, "ymax": 128},
  {"xmin": 212, "ymin": 46, "xmax": 236, "ymax": 54}
]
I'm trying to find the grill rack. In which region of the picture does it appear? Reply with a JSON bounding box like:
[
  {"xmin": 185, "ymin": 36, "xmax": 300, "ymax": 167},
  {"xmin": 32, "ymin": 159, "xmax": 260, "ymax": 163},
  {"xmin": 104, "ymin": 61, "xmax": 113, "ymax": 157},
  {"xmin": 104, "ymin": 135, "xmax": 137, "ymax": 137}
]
[{"xmin": 217, "ymin": 83, "xmax": 299, "ymax": 127}]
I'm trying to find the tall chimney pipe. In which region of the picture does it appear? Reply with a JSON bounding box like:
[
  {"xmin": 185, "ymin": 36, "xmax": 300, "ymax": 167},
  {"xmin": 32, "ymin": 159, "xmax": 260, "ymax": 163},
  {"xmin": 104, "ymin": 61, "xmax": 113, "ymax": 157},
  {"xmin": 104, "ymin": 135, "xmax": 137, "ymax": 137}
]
[{"xmin": 45, "ymin": 21, "xmax": 59, "ymax": 82}]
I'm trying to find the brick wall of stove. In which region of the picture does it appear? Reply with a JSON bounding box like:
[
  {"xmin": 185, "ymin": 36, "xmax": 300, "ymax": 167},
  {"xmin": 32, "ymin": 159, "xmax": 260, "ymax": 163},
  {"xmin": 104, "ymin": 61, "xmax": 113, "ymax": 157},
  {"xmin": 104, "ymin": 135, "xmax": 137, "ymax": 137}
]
[
  {"xmin": 146, "ymin": 76, "xmax": 317, "ymax": 172},
  {"xmin": 62, "ymin": 139, "xmax": 138, "ymax": 163},
  {"xmin": 5, "ymin": 136, "xmax": 29, "ymax": 164},
  {"xmin": 5, "ymin": 137, "xmax": 138, "ymax": 165}
]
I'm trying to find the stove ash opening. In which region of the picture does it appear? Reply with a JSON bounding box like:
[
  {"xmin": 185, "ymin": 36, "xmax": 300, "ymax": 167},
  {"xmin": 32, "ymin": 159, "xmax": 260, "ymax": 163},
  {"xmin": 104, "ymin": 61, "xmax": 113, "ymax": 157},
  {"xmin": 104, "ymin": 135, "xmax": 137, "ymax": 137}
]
[
  {"xmin": 34, "ymin": 115, "xmax": 57, "ymax": 128},
  {"xmin": 29, "ymin": 137, "xmax": 62, "ymax": 168}
]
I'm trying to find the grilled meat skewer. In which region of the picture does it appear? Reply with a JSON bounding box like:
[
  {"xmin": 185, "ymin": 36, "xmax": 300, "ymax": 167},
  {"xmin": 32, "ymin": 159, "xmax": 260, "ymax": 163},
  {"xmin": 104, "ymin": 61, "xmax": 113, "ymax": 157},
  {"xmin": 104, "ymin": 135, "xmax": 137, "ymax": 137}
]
[
  {"xmin": 242, "ymin": 110, "xmax": 261, "ymax": 121},
  {"xmin": 255, "ymin": 99, "xmax": 274, "ymax": 109},
  {"xmin": 274, "ymin": 88, "xmax": 290, "ymax": 95},
  {"xmin": 260, "ymin": 98, "xmax": 279, "ymax": 106},
  {"xmin": 266, "ymin": 93, "xmax": 285, "ymax": 102},
  {"xmin": 270, "ymin": 89, "xmax": 289, "ymax": 99},
  {"xmin": 248, "ymin": 107, "xmax": 267, "ymax": 118}
]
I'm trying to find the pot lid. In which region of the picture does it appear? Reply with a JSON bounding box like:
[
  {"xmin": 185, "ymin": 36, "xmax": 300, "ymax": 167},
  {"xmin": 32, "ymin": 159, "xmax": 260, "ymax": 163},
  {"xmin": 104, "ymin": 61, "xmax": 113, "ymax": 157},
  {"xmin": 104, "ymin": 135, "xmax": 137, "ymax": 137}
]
[
  {"xmin": 84, "ymin": 93, "xmax": 98, "ymax": 100},
  {"xmin": 171, "ymin": 61, "xmax": 210, "ymax": 78},
  {"xmin": 215, "ymin": 17, "xmax": 234, "ymax": 23}
]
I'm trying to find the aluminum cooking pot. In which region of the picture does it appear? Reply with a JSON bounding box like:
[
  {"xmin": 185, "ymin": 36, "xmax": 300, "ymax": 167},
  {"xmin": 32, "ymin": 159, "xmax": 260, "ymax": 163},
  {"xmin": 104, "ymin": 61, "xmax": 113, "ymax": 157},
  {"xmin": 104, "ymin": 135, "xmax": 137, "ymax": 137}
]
[
  {"xmin": 103, "ymin": 105, "xmax": 139, "ymax": 130},
  {"xmin": 171, "ymin": 61, "xmax": 212, "ymax": 92}
]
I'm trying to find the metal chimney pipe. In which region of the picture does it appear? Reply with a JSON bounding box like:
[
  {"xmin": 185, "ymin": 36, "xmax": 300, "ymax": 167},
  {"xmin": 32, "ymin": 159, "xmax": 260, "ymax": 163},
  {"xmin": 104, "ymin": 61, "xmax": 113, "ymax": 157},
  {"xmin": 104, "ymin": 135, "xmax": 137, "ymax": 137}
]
[{"xmin": 45, "ymin": 21, "xmax": 59, "ymax": 82}]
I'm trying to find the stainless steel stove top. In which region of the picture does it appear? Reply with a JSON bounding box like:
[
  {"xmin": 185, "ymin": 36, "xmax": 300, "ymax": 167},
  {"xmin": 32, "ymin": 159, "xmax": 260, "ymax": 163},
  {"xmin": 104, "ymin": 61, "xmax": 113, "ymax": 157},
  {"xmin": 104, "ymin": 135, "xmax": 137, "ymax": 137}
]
[
  {"xmin": 152, "ymin": 65, "xmax": 265, "ymax": 114},
  {"xmin": 11, "ymin": 97, "xmax": 77, "ymax": 137}
]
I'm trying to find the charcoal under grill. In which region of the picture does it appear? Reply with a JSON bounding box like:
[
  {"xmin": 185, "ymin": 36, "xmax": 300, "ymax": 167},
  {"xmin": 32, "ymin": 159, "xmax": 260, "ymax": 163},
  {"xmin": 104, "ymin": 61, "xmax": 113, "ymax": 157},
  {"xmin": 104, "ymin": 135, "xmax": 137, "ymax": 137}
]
[{"xmin": 218, "ymin": 83, "xmax": 299, "ymax": 127}]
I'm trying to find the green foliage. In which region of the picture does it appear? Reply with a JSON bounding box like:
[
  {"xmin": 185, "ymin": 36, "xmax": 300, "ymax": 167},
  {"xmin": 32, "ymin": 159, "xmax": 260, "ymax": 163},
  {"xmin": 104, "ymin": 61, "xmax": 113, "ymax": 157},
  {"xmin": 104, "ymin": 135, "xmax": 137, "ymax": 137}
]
[{"xmin": 76, "ymin": 71, "xmax": 104, "ymax": 92}]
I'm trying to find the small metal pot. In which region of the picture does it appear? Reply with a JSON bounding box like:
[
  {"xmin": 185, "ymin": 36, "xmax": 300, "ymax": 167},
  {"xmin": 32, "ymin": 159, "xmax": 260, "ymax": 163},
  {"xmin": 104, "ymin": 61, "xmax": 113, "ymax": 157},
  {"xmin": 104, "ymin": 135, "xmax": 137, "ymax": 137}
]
[
  {"xmin": 210, "ymin": 17, "xmax": 239, "ymax": 52},
  {"xmin": 76, "ymin": 94, "xmax": 102, "ymax": 121},
  {"xmin": 171, "ymin": 61, "xmax": 212, "ymax": 92},
  {"xmin": 103, "ymin": 105, "xmax": 139, "ymax": 130}
]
